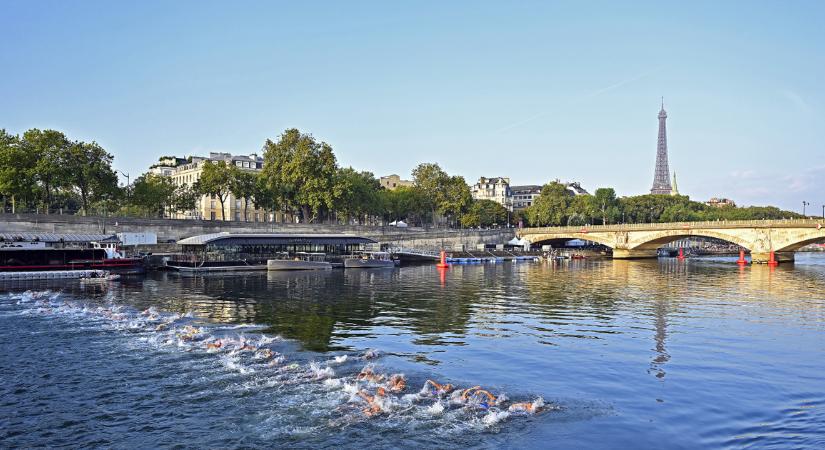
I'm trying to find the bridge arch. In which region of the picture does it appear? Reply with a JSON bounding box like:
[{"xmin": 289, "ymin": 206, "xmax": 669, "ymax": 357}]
[
  {"xmin": 774, "ymin": 234, "xmax": 825, "ymax": 252},
  {"xmin": 627, "ymin": 229, "xmax": 751, "ymax": 251},
  {"xmin": 524, "ymin": 233, "xmax": 616, "ymax": 249}
]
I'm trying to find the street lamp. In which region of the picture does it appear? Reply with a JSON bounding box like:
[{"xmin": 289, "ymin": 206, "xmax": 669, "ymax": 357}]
[
  {"xmin": 802, "ymin": 201, "xmax": 810, "ymax": 217},
  {"xmin": 119, "ymin": 171, "xmax": 130, "ymax": 187}
]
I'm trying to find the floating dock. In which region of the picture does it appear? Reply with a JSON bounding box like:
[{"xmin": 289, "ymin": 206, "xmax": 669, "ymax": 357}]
[{"xmin": 0, "ymin": 270, "xmax": 108, "ymax": 281}]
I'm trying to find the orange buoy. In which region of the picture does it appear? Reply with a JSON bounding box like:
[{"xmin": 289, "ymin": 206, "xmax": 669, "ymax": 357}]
[
  {"xmin": 436, "ymin": 250, "xmax": 450, "ymax": 269},
  {"xmin": 736, "ymin": 249, "xmax": 747, "ymax": 265},
  {"xmin": 768, "ymin": 250, "xmax": 778, "ymax": 266},
  {"xmin": 678, "ymin": 248, "xmax": 685, "ymax": 260}
]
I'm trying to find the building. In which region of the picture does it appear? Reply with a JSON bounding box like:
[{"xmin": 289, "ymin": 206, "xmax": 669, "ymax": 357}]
[
  {"xmin": 379, "ymin": 174, "xmax": 414, "ymax": 191},
  {"xmin": 510, "ymin": 185, "xmax": 542, "ymax": 211},
  {"xmin": 160, "ymin": 152, "xmax": 271, "ymax": 222},
  {"xmin": 651, "ymin": 99, "xmax": 674, "ymax": 195},
  {"xmin": 471, "ymin": 177, "xmax": 512, "ymax": 209},
  {"xmin": 148, "ymin": 156, "xmax": 187, "ymax": 177},
  {"xmin": 474, "ymin": 178, "xmax": 589, "ymax": 212},
  {"xmin": 706, "ymin": 197, "xmax": 736, "ymax": 208}
]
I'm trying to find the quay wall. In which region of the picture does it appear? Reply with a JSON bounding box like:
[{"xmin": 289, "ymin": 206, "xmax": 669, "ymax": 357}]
[{"xmin": 0, "ymin": 214, "xmax": 513, "ymax": 249}]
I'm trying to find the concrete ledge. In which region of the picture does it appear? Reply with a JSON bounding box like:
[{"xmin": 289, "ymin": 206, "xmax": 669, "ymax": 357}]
[{"xmin": 751, "ymin": 251, "xmax": 795, "ymax": 264}]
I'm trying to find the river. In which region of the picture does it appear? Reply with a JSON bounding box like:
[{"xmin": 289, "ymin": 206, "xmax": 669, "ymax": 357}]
[{"xmin": 2, "ymin": 254, "xmax": 825, "ymax": 448}]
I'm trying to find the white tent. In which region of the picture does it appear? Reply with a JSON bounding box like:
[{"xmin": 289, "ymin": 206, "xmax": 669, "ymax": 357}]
[{"xmin": 389, "ymin": 220, "xmax": 408, "ymax": 228}]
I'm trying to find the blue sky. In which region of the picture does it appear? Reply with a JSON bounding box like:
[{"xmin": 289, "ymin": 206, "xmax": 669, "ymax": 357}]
[{"xmin": 1, "ymin": 1, "xmax": 823, "ymax": 212}]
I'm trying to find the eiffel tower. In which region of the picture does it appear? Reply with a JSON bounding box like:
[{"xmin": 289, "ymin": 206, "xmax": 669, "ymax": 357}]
[{"xmin": 650, "ymin": 98, "xmax": 673, "ymax": 195}]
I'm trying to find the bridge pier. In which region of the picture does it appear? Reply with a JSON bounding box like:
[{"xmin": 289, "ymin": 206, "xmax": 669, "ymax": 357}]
[
  {"xmin": 751, "ymin": 251, "xmax": 795, "ymax": 264},
  {"xmin": 612, "ymin": 249, "xmax": 658, "ymax": 260}
]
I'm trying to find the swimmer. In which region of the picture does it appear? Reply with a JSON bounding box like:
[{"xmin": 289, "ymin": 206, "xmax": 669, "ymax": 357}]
[
  {"xmin": 155, "ymin": 323, "xmax": 169, "ymax": 332},
  {"xmin": 257, "ymin": 348, "xmax": 274, "ymax": 359},
  {"xmin": 356, "ymin": 367, "xmax": 385, "ymax": 383},
  {"xmin": 386, "ymin": 374, "xmax": 406, "ymax": 393},
  {"xmin": 363, "ymin": 349, "xmax": 379, "ymax": 360},
  {"xmin": 460, "ymin": 386, "xmax": 496, "ymax": 409},
  {"xmin": 422, "ymin": 379, "xmax": 454, "ymax": 395},
  {"xmin": 357, "ymin": 387, "xmax": 387, "ymax": 417},
  {"xmin": 206, "ymin": 339, "xmax": 223, "ymax": 350},
  {"xmin": 508, "ymin": 398, "xmax": 544, "ymax": 414}
]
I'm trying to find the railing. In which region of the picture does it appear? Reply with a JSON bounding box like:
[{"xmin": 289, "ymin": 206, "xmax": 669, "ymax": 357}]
[{"xmin": 521, "ymin": 218, "xmax": 825, "ymax": 234}]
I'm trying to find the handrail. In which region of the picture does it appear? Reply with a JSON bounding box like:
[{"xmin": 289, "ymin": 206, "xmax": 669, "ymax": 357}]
[{"xmin": 520, "ymin": 218, "xmax": 824, "ymax": 235}]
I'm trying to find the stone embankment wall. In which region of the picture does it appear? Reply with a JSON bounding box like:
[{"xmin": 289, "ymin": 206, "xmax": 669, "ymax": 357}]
[{"xmin": 0, "ymin": 214, "xmax": 513, "ymax": 250}]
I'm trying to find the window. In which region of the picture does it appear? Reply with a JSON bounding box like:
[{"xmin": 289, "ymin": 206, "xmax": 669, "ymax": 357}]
[
  {"xmin": 235, "ymin": 199, "xmax": 241, "ymax": 208},
  {"xmin": 235, "ymin": 212, "xmax": 241, "ymax": 221},
  {"xmin": 210, "ymin": 212, "xmax": 216, "ymax": 220},
  {"xmin": 211, "ymin": 200, "xmax": 216, "ymax": 209}
]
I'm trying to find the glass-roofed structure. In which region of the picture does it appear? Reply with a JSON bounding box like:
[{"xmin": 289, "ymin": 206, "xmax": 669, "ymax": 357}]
[{"xmin": 167, "ymin": 233, "xmax": 377, "ymax": 271}]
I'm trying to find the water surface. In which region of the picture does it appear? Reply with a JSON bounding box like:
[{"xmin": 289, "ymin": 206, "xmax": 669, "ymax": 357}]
[{"xmin": 2, "ymin": 255, "xmax": 825, "ymax": 448}]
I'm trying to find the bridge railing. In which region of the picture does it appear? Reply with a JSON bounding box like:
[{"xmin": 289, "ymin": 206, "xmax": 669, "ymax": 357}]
[{"xmin": 521, "ymin": 218, "xmax": 824, "ymax": 234}]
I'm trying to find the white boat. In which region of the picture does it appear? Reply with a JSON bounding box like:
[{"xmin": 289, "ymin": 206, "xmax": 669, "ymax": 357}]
[
  {"xmin": 267, "ymin": 252, "xmax": 332, "ymax": 271},
  {"xmin": 344, "ymin": 251, "xmax": 396, "ymax": 269}
]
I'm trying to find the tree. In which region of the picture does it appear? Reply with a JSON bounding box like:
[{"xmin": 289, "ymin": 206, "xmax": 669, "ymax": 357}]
[
  {"xmin": 593, "ymin": 188, "xmax": 620, "ymax": 224},
  {"xmin": 261, "ymin": 129, "xmax": 337, "ymax": 223},
  {"xmin": 198, "ymin": 160, "xmax": 234, "ymax": 221},
  {"xmin": 332, "ymin": 167, "xmax": 382, "ymax": 224},
  {"xmin": 381, "ymin": 186, "xmax": 427, "ymax": 226},
  {"xmin": 0, "ymin": 130, "xmax": 37, "ymax": 212},
  {"xmin": 23, "ymin": 129, "xmax": 72, "ymax": 212},
  {"xmin": 170, "ymin": 184, "xmax": 199, "ymax": 216},
  {"xmin": 411, "ymin": 163, "xmax": 449, "ymax": 226},
  {"xmin": 230, "ymin": 170, "xmax": 258, "ymax": 221},
  {"xmin": 461, "ymin": 199, "xmax": 508, "ymax": 228},
  {"xmin": 525, "ymin": 181, "xmax": 571, "ymax": 226},
  {"xmin": 438, "ymin": 175, "xmax": 472, "ymax": 226},
  {"xmin": 128, "ymin": 174, "xmax": 176, "ymax": 217},
  {"xmin": 64, "ymin": 140, "xmax": 119, "ymax": 214}
]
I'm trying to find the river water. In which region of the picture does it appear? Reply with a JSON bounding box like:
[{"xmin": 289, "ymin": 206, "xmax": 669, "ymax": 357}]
[{"xmin": 2, "ymin": 254, "xmax": 825, "ymax": 449}]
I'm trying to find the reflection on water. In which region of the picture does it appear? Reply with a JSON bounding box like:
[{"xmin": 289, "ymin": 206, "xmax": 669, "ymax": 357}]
[{"xmin": 2, "ymin": 254, "xmax": 825, "ymax": 448}]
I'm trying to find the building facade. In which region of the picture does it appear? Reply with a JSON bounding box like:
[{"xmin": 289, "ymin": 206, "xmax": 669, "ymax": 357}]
[
  {"xmin": 471, "ymin": 177, "xmax": 512, "ymax": 210},
  {"xmin": 379, "ymin": 174, "xmax": 414, "ymax": 191},
  {"xmin": 706, "ymin": 197, "xmax": 736, "ymax": 208},
  {"xmin": 160, "ymin": 152, "xmax": 272, "ymax": 222},
  {"xmin": 510, "ymin": 185, "xmax": 542, "ymax": 211}
]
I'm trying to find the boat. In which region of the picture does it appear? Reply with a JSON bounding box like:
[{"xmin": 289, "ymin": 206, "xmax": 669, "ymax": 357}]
[
  {"xmin": 167, "ymin": 233, "xmax": 377, "ymax": 273},
  {"xmin": 344, "ymin": 252, "xmax": 396, "ymax": 268},
  {"xmin": 267, "ymin": 252, "xmax": 332, "ymax": 271},
  {"xmin": 0, "ymin": 247, "xmax": 144, "ymax": 274}
]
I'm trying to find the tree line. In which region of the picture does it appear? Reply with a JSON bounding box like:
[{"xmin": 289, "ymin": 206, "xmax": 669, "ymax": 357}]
[
  {"xmin": 0, "ymin": 127, "xmax": 803, "ymax": 226},
  {"xmin": 521, "ymin": 181, "xmax": 803, "ymax": 227}
]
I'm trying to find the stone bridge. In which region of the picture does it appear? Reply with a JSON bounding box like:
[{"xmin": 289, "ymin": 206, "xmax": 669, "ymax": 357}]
[{"xmin": 518, "ymin": 219, "xmax": 825, "ymax": 263}]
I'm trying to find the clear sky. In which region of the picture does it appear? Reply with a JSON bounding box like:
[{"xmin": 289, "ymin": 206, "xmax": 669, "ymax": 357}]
[{"xmin": 1, "ymin": 1, "xmax": 823, "ymax": 212}]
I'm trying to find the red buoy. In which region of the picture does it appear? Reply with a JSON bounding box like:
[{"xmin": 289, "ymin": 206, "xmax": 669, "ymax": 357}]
[
  {"xmin": 768, "ymin": 250, "xmax": 778, "ymax": 266},
  {"xmin": 436, "ymin": 250, "xmax": 450, "ymax": 269},
  {"xmin": 737, "ymin": 249, "xmax": 747, "ymax": 265},
  {"xmin": 678, "ymin": 247, "xmax": 685, "ymax": 260}
]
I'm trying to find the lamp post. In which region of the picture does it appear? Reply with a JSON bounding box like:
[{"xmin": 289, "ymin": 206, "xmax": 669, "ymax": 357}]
[
  {"xmin": 822, "ymin": 204, "xmax": 824, "ymax": 219},
  {"xmin": 802, "ymin": 201, "xmax": 810, "ymax": 217}
]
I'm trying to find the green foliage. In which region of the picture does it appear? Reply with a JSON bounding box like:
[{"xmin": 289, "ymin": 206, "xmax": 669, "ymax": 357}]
[
  {"xmin": 524, "ymin": 187, "xmax": 803, "ymax": 227},
  {"xmin": 197, "ymin": 160, "xmax": 234, "ymax": 221},
  {"xmin": 381, "ymin": 186, "xmax": 428, "ymax": 226},
  {"xmin": 64, "ymin": 141, "xmax": 119, "ymax": 213},
  {"xmin": 230, "ymin": 170, "xmax": 258, "ymax": 221},
  {"xmin": 128, "ymin": 174, "xmax": 177, "ymax": 217},
  {"xmin": 461, "ymin": 199, "xmax": 508, "ymax": 228},
  {"xmin": 524, "ymin": 181, "xmax": 571, "ymax": 226},
  {"xmin": 332, "ymin": 167, "xmax": 382, "ymax": 224},
  {"xmin": 261, "ymin": 129, "xmax": 337, "ymax": 222},
  {"xmin": 411, "ymin": 163, "xmax": 470, "ymax": 225}
]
